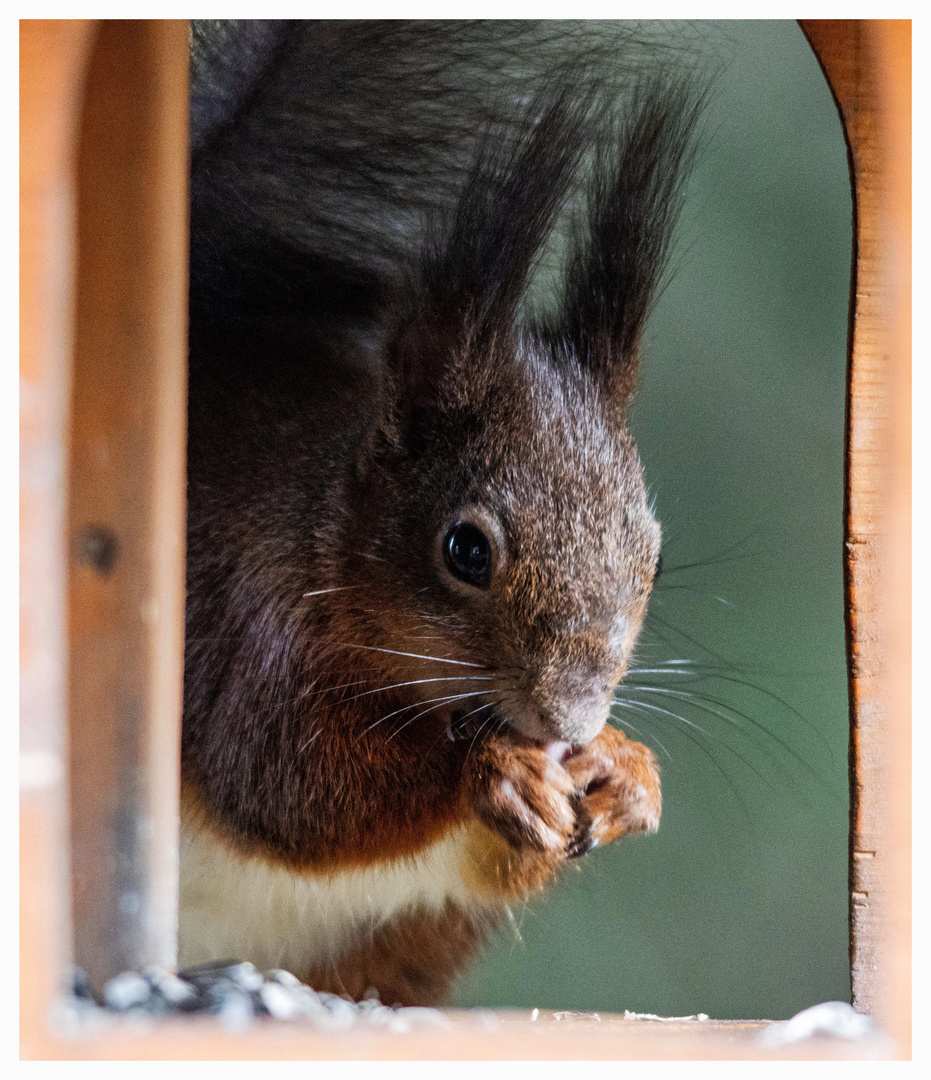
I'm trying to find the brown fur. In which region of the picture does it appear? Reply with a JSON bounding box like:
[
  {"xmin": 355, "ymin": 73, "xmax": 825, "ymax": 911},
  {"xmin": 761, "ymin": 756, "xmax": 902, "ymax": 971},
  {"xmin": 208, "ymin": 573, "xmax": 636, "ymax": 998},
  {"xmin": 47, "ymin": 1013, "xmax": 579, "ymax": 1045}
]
[
  {"xmin": 304, "ymin": 903, "xmax": 492, "ymax": 1008},
  {"xmin": 183, "ymin": 53, "xmax": 699, "ymax": 1003},
  {"xmin": 301, "ymin": 727, "xmax": 660, "ymax": 1003}
]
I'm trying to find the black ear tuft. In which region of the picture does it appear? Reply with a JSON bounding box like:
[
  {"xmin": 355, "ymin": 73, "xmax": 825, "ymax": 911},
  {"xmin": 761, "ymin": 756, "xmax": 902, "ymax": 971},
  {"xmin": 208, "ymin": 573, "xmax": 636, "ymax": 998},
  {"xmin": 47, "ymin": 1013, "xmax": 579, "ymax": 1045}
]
[
  {"xmin": 384, "ymin": 76, "xmax": 597, "ymax": 440},
  {"xmin": 393, "ymin": 78, "xmax": 594, "ymax": 375},
  {"xmin": 558, "ymin": 75, "xmax": 706, "ymax": 402},
  {"xmin": 384, "ymin": 315, "xmax": 449, "ymax": 456},
  {"xmin": 421, "ymin": 81, "xmax": 592, "ymax": 335}
]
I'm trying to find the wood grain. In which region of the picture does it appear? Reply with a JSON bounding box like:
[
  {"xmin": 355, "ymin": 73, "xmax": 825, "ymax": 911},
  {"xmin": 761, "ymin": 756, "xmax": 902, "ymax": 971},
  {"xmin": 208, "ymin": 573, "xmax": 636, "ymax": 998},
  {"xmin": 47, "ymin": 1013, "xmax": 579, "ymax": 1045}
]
[
  {"xmin": 66, "ymin": 20, "xmax": 190, "ymax": 988},
  {"xmin": 20, "ymin": 17, "xmax": 96, "ymax": 1051},
  {"xmin": 799, "ymin": 19, "xmax": 911, "ymax": 1054}
]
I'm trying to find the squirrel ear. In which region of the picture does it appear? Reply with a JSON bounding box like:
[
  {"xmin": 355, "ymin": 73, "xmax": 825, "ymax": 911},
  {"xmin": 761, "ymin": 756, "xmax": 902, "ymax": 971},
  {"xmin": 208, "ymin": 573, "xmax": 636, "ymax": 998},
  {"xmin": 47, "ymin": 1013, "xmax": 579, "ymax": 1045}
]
[
  {"xmin": 557, "ymin": 77, "xmax": 704, "ymax": 403},
  {"xmin": 384, "ymin": 83, "xmax": 593, "ymax": 449},
  {"xmin": 405, "ymin": 82, "xmax": 590, "ymax": 361},
  {"xmin": 385, "ymin": 312, "xmax": 455, "ymax": 455}
]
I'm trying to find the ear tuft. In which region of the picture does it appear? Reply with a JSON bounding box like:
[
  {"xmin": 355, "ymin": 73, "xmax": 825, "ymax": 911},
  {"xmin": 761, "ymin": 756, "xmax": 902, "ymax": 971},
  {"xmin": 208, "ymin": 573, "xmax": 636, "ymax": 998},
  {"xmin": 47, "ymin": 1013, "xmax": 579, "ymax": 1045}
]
[
  {"xmin": 384, "ymin": 74, "xmax": 598, "ymax": 432},
  {"xmin": 419, "ymin": 79, "xmax": 593, "ymax": 339},
  {"xmin": 557, "ymin": 75, "xmax": 707, "ymax": 402}
]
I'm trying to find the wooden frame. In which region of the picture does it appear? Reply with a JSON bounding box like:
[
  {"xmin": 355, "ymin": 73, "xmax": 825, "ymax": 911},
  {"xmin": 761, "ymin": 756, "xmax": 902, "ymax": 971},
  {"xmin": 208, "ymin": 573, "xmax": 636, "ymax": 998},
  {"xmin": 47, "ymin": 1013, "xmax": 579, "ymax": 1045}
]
[
  {"xmin": 798, "ymin": 22, "xmax": 912, "ymax": 1040},
  {"xmin": 20, "ymin": 19, "xmax": 911, "ymax": 1059}
]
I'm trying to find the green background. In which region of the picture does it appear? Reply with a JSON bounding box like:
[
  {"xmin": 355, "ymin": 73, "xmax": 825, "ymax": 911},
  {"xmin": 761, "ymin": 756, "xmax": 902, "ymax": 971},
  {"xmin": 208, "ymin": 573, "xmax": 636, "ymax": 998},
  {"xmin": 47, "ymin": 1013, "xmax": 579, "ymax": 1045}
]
[{"xmin": 452, "ymin": 20, "xmax": 853, "ymax": 1020}]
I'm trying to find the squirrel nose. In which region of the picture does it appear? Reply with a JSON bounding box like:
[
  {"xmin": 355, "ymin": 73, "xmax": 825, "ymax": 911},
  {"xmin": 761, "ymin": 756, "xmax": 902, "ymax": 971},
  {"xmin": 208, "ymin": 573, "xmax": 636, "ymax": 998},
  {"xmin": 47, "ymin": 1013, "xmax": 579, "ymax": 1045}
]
[
  {"xmin": 538, "ymin": 691, "xmax": 612, "ymax": 746},
  {"xmin": 529, "ymin": 664, "xmax": 615, "ymax": 746}
]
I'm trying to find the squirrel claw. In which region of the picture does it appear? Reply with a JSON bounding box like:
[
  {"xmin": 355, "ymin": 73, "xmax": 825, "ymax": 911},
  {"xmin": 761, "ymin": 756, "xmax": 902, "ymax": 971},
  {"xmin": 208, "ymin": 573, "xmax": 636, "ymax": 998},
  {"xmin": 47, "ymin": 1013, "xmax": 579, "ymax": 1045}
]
[
  {"xmin": 565, "ymin": 826, "xmax": 599, "ymax": 860},
  {"xmin": 564, "ymin": 725, "xmax": 662, "ymax": 850}
]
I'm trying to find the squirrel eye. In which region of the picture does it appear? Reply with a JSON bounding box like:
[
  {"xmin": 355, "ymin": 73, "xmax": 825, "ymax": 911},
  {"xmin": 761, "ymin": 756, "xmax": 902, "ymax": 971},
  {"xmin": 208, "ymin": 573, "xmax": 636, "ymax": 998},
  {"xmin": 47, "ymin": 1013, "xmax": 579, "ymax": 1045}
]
[
  {"xmin": 444, "ymin": 522, "xmax": 492, "ymax": 588},
  {"xmin": 654, "ymin": 552, "xmax": 663, "ymax": 580}
]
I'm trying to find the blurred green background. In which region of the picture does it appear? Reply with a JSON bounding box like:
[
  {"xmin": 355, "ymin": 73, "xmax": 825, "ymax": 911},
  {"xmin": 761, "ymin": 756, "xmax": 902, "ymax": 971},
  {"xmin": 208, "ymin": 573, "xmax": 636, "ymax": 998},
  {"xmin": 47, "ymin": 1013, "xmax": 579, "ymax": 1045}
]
[{"xmin": 452, "ymin": 20, "xmax": 852, "ymax": 1020}]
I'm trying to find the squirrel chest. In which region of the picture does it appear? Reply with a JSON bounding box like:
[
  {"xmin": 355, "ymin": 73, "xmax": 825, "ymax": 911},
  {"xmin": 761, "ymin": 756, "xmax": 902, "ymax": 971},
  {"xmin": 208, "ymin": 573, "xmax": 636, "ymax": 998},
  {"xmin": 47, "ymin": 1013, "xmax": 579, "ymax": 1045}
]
[{"xmin": 178, "ymin": 823, "xmax": 480, "ymax": 978}]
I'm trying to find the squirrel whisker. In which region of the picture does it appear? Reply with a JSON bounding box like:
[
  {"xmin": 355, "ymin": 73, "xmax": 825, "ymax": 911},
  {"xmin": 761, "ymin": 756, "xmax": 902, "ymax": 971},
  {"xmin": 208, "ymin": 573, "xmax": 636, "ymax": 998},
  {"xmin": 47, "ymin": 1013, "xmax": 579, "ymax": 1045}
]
[
  {"xmin": 612, "ymin": 699, "xmax": 763, "ymax": 814},
  {"xmin": 363, "ymin": 688, "xmax": 497, "ymax": 736},
  {"xmin": 302, "ymin": 586, "xmax": 363, "ymax": 598},
  {"xmin": 618, "ymin": 684, "xmax": 839, "ymax": 799},
  {"xmin": 614, "ymin": 696, "xmax": 771, "ymax": 787},
  {"xmin": 302, "ymin": 678, "xmax": 375, "ymax": 699},
  {"xmin": 385, "ymin": 690, "xmax": 512, "ymax": 744},
  {"xmin": 463, "ymin": 712, "xmax": 499, "ymax": 762},
  {"xmin": 620, "ymin": 706, "xmax": 763, "ymax": 837},
  {"xmin": 338, "ymin": 674, "xmax": 498, "ymax": 705},
  {"xmin": 333, "ymin": 643, "xmax": 490, "ymax": 669},
  {"xmin": 628, "ymin": 660, "xmax": 831, "ymax": 747},
  {"xmin": 607, "ymin": 708, "xmax": 672, "ymax": 760}
]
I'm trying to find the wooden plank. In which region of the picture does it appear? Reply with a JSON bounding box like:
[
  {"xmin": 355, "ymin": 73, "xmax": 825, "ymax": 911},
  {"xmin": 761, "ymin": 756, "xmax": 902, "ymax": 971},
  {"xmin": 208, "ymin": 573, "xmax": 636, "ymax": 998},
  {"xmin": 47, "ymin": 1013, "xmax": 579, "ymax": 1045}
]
[
  {"xmin": 66, "ymin": 20, "xmax": 190, "ymax": 988},
  {"xmin": 26, "ymin": 1012, "xmax": 893, "ymax": 1062},
  {"xmin": 798, "ymin": 19, "xmax": 911, "ymax": 1054},
  {"xmin": 20, "ymin": 18, "xmax": 97, "ymax": 1052}
]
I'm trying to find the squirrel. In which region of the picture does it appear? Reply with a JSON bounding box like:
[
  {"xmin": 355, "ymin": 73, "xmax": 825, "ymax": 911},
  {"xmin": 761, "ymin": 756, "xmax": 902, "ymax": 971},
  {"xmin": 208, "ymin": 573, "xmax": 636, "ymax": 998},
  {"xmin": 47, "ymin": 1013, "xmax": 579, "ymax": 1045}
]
[{"xmin": 180, "ymin": 20, "xmax": 704, "ymax": 1006}]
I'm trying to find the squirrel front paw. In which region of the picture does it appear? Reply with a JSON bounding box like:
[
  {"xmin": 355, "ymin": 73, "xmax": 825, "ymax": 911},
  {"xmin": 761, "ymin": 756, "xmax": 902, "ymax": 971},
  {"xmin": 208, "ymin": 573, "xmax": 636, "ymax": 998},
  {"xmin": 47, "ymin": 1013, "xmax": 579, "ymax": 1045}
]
[
  {"xmin": 563, "ymin": 724, "xmax": 661, "ymax": 857},
  {"xmin": 464, "ymin": 725, "xmax": 660, "ymax": 858},
  {"xmin": 460, "ymin": 726, "xmax": 660, "ymax": 900},
  {"xmin": 464, "ymin": 736, "xmax": 576, "ymax": 854}
]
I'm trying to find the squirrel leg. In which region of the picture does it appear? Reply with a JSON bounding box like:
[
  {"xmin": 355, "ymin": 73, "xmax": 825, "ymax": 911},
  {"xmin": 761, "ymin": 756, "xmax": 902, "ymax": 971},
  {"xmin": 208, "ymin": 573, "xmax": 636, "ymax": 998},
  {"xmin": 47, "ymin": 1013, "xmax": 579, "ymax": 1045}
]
[{"xmin": 303, "ymin": 901, "xmax": 492, "ymax": 1007}]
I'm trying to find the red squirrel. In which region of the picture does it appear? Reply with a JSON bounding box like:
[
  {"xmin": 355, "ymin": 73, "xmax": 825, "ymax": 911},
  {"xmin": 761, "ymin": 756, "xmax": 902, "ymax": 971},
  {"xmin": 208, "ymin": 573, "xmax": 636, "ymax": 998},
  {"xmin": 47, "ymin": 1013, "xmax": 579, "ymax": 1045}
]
[{"xmin": 180, "ymin": 21, "xmax": 702, "ymax": 1006}]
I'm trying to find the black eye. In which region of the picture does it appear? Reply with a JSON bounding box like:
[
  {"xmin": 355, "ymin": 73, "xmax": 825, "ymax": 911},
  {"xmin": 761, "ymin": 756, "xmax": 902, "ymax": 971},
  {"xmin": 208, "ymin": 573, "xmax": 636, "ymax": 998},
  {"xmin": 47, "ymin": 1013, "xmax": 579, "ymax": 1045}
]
[
  {"xmin": 444, "ymin": 522, "xmax": 492, "ymax": 588},
  {"xmin": 654, "ymin": 552, "xmax": 663, "ymax": 580}
]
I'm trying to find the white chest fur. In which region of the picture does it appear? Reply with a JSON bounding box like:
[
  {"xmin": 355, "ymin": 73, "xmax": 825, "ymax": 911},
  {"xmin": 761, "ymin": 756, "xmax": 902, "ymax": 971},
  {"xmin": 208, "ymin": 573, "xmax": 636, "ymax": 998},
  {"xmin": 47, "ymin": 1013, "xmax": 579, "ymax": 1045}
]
[{"xmin": 178, "ymin": 822, "xmax": 479, "ymax": 976}]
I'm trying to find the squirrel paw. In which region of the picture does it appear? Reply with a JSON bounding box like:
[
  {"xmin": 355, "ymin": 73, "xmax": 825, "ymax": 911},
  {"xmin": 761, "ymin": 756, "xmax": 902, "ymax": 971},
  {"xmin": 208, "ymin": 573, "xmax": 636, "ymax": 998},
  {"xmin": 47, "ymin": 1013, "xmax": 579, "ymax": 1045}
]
[
  {"xmin": 466, "ymin": 737, "xmax": 576, "ymax": 854},
  {"xmin": 563, "ymin": 725, "xmax": 661, "ymax": 858}
]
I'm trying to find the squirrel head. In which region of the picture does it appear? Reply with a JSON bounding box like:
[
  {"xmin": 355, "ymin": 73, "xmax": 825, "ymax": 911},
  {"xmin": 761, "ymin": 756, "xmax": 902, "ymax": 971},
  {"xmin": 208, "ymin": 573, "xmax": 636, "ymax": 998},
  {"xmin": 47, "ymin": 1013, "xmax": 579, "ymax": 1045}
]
[{"xmin": 336, "ymin": 80, "xmax": 699, "ymax": 748}]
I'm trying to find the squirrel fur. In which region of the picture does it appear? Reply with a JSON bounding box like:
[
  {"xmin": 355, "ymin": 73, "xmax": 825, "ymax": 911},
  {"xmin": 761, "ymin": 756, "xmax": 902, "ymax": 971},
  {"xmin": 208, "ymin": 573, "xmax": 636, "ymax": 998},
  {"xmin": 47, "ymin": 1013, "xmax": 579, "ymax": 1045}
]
[{"xmin": 180, "ymin": 20, "xmax": 704, "ymax": 1006}]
